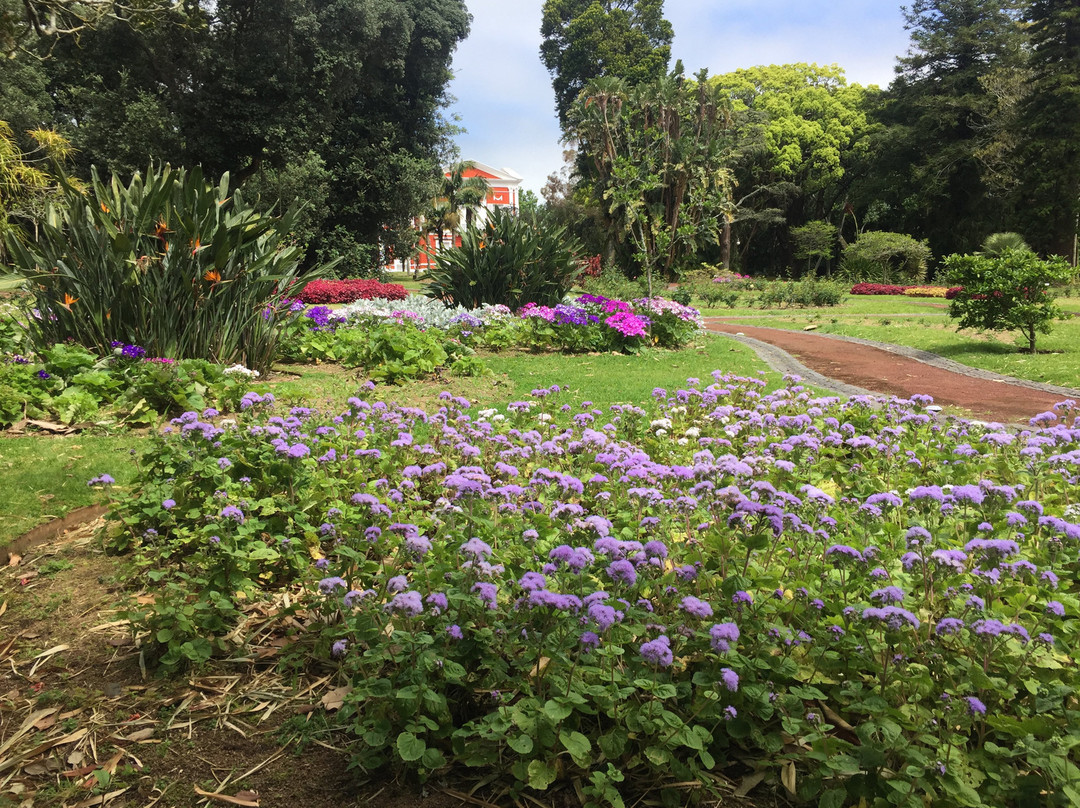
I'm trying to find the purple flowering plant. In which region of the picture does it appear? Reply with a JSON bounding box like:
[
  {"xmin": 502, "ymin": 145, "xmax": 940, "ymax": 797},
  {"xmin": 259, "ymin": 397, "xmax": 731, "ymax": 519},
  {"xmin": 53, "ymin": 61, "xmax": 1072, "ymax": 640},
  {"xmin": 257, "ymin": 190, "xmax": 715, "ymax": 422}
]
[{"xmin": 101, "ymin": 372, "xmax": 1080, "ymax": 805}]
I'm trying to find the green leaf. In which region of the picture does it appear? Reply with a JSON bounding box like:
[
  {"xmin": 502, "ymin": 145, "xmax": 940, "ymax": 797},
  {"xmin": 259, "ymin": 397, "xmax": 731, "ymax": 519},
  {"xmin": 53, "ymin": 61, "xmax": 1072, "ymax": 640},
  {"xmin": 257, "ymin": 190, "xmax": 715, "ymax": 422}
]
[
  {"xmin": 543, "ymin": 699, "xmax": 573, "ymax": 723},
  {"xmin": 508, "ymin": 734, "xmax": 534, "ymax": 754},
  {"xmin": 395, "ymin": 731, "xmax": 426, "ymax": 762},
  {"xmin": 527, "ymin": 759, "xmax": 557, "ymax": 791},
  {"xmin": 420, "ymin": 748, "xmax": 446, "ymax": 771},
  {"xmin": 559, "ymin": 730, "xmax": 592, "ymax": 761}
]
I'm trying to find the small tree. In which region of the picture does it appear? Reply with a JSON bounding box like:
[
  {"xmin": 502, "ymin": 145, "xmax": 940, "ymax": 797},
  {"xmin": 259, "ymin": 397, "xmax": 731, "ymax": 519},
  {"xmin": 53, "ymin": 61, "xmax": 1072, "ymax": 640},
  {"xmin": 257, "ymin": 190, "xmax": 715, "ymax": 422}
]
[
  {"xmin": 839, "ymin": 231, "xmax": 931, "ymax": 285},
  {"xmin": 943, "ymin": 248, "xmax": 1074, "ymax": 353},
  {"xmin": 791, "ymin": 220, "xmax": 836, "ymax": 276}
]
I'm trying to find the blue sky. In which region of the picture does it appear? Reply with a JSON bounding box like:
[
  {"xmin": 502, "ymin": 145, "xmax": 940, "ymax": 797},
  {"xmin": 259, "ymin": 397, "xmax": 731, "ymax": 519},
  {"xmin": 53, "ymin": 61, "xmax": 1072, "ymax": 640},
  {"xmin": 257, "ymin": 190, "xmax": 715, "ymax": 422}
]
[{"xmin": 446, "ymin": 1, "xmax": 911, "ymax": 195}]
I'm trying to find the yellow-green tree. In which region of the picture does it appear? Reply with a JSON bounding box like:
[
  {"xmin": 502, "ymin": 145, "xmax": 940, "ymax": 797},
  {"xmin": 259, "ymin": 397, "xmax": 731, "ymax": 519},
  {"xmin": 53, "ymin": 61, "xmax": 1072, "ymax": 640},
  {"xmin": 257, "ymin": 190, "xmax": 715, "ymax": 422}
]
[{"xmin": 0, "ymin": 121, "xmax": 73, "ymax": 266}]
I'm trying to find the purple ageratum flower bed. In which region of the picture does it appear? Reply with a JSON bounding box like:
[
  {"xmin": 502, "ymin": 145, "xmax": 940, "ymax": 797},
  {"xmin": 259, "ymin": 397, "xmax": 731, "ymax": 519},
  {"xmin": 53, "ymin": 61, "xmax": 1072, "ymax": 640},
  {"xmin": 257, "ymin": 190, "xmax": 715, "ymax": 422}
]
[{"xmin": 108, "ymin": 378, "xmax": 1080, "ymax": 804}]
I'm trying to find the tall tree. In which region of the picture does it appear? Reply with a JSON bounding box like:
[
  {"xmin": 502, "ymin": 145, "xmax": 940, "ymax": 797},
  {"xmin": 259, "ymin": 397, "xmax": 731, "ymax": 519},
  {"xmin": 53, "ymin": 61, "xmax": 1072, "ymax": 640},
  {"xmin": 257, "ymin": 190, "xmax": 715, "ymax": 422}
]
[
  {"xmin": 540, "ymin": 0, "xmax": 672, "ymax": 132},
  {"xmin": 711, "ymin": 63, "xmax": 875, "ymax": 272},
  {"xmin": 6, "ymin": 0, "xmax": 470, "ymax": 274},
  {"xmin": 1009, "ymin": 0, "xmax": 1080, "ymax": 259},
  {"xmin": 571, "ymin": 70, "xmax": 736, "ymax": 294},
  {"xmin": 866, "ymin": 0, "xmax": 1027, "ymax": 258}
]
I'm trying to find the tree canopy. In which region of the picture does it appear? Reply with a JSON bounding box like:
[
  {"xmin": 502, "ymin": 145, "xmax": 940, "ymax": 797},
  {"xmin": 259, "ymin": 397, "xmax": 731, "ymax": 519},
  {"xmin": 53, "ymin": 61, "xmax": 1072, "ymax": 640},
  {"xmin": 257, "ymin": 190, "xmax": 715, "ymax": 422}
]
[
  {"xmin": 0, "ymin": 0, "xmax": 470, "ymax": 274},
  {"xmin": 540, "ymin": 0, "xmax": 672, "ymax": 132}
]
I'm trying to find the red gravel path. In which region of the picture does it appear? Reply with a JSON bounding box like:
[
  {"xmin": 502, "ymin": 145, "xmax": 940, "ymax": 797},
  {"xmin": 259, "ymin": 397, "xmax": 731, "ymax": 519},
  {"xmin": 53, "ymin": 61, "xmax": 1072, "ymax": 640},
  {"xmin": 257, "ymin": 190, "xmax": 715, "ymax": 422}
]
[{"xmin": 705, "ymin": 322, "xmax": 1073, "ymax": 423}]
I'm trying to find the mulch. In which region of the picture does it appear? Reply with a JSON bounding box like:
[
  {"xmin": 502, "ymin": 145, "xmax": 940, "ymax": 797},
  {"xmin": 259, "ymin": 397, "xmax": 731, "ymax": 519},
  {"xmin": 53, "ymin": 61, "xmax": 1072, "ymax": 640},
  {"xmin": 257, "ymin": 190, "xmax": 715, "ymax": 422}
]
[{"xmin": 705, "ymin": 321, "xmax": 1075, "ymax": 423}]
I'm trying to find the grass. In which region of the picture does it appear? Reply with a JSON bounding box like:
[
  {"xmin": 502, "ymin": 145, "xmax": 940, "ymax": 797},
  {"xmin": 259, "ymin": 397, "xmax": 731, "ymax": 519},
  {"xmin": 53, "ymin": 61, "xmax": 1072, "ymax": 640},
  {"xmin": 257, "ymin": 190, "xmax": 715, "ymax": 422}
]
[
  {"xmin": 701, "ymin": 294, "xmax": 1080, "ymax": 390},
  {"xmin": 0, "ymin": 433, "xmax": 141, "ymax": 547}
]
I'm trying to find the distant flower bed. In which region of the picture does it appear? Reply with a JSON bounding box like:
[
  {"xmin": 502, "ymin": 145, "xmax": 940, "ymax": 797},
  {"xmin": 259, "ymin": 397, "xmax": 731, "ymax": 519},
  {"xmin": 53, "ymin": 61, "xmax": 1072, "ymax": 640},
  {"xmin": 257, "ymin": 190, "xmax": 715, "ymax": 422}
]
[
  {"xmin": 851, "ymin": 283, "xmax": 953, "ymax": 298},
  {"xmin": 298, "ymin": 278, "xmax": 409, "ymax": 305},
  {"xmin": 279, "ymin": 294, "xmax": 705, "ymax": 380}
]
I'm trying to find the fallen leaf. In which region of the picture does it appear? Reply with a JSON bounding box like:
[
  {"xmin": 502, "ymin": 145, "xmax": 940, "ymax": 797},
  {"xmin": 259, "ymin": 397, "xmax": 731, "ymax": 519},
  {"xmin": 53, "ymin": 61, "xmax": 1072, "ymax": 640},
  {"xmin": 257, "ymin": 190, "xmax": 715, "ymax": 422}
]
[
  {"xmin": 193, "ymin": 785, "xmax": 260, "ymax": 806},
  {"xmin": 117, "ymin": 728, "xmax": 154, "ymax": 742},
  {"xmin": 320, "ymin": 686, "xmax": 351, "ymax": 712},
  {"xmin": 781, "ymin": 761, "xmax": 797, "ymax": 795},
  {"xmin": 6, "ymin": 554, "xmax": 20, "ymax": 567},
  {"xmin": 734, "ymin": 771, "xmax": 766, "ymax": 798},
  {"xmin": 71, "ymin": 786, "xmax": 129, "ymax": 808}
]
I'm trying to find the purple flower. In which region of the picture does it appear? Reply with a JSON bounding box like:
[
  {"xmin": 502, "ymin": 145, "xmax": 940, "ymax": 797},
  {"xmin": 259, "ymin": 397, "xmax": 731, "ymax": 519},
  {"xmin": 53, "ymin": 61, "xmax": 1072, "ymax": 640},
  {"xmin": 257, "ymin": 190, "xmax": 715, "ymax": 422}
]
[
  {"xmin": 732, "ymin": 591, "xmax": 753, "ymax": 605},
  {"xmin": 935, "ymin": 618, "xmax": 965, "ymax": 636},
  {"xmin": 162, "ymin": 499, "xmax": 176, "ymax": 510},
  {"xmin": 719, "ymin": 667, "xmax": 739, "ymax": 692},
  {"xmin": 425, "ymin": 592, "xmax": 448, "ymax": 613},
  {"xmin": 870, "ymin": 586, "xmax": 905, "ymax": 604},
  {"xmin": 460, "ymin": 537, "xmax": 494, "ymax": 560},
  {"xmin": 220, "ymin": 504, "xmax": 245, "ymax": 523},
  {"xmin": 387, "ymin": 575, "xmax": 408, "ymax": 593},
  {"xmin": 518, "ymin": 572, "xmax": 547, "ymax": 592},
  {"xmin": 318, "ymin": 576, "xmax": 347, "ymax": 594},
  {"xmin": 679, "ymin": 596, "xmax": 713, "ymax": 619},
  {"xmin": 217, "ymin": 457, "xmax": 232, "ymax": 470},
  {"xmin": 1046, "ymin": 600, "xmax": 1065, "ymax": 617},
  {"xmin": 404, "ymin": 534, "xmax": 433, "ymax": 556},
  {"xmin": 473, "ymin": 582, "xmax": 497, "ymax": 609},
  {"xmin": 580, "ymin": 631, "xmax": 601, "ymax": 650},
  {"xmin": 331, "ymin": 639, "xmax": 347, "ymax": 658},
  {"xmin": 447, "ymin": 625, "xmax": 463, "ymax": 640},
  {"xmin": 639, "ymin": 635, "xmax": 673, "ymax": 667},
  {"xmin": 709, "ymin": 622, "xmax": 740, "ymax": 653},
  {"xmin": 862, "ymin": 606, "xmax": 920, "ymax": 630},
  {"xmin": 966, "ymin": 696, "xmax": 987, "ymax": 716},
  {"xmin": 606, "ymin": 559, "xmax": 637, "ymax": 586},
  {"xmin": 587, "ymin": 602, "xmax": 623, "ymax": 631},
  {"xmin": 825, "ymin": 544, "xmax": 864, "ymax": 563},
  {"xmin": 723, "ymin": 705, "xmax": 737, "ymax": 720},
  {"xmin": 87, "ymin": 474, "xmax": 116, "ymax": 486},
  {"xmin": 386, "ymin": 590, "xmax": 423, "ymax": 617}
]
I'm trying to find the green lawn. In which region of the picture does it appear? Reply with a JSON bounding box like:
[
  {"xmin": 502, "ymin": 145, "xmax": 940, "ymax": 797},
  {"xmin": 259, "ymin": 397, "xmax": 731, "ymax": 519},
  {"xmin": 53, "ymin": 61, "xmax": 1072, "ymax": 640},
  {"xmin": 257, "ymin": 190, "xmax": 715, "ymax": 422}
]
[{"xmin": 0, "ymin": 433, "xmax": 142, "ymax": 547}]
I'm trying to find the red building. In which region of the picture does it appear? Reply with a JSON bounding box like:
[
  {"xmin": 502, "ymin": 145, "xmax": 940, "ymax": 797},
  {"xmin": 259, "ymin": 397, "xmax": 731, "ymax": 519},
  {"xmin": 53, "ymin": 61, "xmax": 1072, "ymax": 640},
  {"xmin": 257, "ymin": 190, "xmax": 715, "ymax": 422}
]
[{"xmin": 388, "ymin": 162, "xmax": 524, "ymax": 274}]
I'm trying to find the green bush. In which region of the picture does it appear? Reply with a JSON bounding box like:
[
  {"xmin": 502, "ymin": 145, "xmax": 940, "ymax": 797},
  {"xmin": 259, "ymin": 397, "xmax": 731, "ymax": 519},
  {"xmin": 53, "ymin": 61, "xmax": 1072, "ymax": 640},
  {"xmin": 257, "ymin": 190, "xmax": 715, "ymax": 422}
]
[
  {"xmin": 581, "ymin": 262, "xmax": 648, "ymax": 302},
  {"xmin": 4, "ymin": 164, "xmax": 335, "ymax": 373},
  {"xmin": 942, "ymin": 248, "xmax": 1074, "ymax": 352},
  {"xmin": 753, "ymin": 278, "xmax": 846, "ymax": 308},
  {"xmin": 336, "ymin": 319, "xmax": 454, "ymax": 383},
  {"xmin": 426, "ymin": 207, "xmax": 582, "ymax": 309},
  {"xmin": 839, "ymin": 231, "xmax": 931, "ymax": 285}
]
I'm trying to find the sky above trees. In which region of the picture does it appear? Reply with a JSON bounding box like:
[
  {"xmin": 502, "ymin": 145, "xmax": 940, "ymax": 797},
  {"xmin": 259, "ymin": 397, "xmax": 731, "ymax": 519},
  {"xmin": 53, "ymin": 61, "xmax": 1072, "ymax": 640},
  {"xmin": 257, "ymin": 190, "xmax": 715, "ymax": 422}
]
[{"xmin": 448, "ymin": 1, "xmax": 909, "ymax": 193}]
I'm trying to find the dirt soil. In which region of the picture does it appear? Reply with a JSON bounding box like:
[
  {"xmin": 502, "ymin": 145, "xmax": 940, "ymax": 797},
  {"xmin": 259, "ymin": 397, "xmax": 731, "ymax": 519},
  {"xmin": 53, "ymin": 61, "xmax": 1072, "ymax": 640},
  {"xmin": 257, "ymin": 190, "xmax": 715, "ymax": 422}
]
[{"xmin": 705, "ymin": 321, "xmax": 1075, "ymax": 423}]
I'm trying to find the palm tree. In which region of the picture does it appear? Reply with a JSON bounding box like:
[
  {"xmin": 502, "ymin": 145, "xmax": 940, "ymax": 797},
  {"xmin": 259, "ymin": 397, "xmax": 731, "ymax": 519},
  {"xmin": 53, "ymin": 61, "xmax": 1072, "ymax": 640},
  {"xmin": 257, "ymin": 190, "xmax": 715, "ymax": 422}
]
[{"xmin": 437, "ymin": 161, "xmax": 492, "ymax": 240}]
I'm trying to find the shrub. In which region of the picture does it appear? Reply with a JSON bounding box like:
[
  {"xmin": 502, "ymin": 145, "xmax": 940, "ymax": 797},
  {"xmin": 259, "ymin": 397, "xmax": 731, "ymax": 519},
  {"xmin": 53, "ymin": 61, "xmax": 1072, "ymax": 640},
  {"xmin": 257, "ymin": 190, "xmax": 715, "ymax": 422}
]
[
  {"xmin": 943, "ymin": 248, "xmax": 1074, "ymax": 352},
  {"xmin": 755, "ymin": 278, "xmax": 846, "ymax": 308},
  {"xmin": 298, "ymin": 278, "xmax": 408, "ymax": 305},
  {"xmin": 839, "ymin": 231, "xmax": 931, "ymax": 285},
  {"xmin": 426, "ymin": 207, "xmax": 582, "ymax": 309},
  {"xmin": 903, "ymin": 285, "xmax": 950, "ymax": 298},
  {"xmin": 4, "ymin": 165, "xmax": 335, "ymax": 374},
  {"xmin": 580, "ymin": 262, "xmax": 648, "ymax": 302},
  {"xmin": 102, "ymin": 380, "xmax": 1080, "ymax": 806}
]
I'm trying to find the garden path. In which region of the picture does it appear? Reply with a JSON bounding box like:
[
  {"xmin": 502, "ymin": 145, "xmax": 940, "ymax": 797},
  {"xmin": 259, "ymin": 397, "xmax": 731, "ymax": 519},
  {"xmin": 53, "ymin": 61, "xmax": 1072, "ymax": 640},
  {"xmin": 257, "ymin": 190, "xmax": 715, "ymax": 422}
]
[{"xmin": 704, "ymin": 320, "xmax": 1080, "ymax": 423}]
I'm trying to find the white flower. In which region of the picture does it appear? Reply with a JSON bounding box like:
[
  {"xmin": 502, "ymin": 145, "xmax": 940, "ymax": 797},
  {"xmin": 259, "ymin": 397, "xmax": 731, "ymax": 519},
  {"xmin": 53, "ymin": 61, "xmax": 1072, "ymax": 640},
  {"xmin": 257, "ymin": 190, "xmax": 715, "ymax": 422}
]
[
  {"xmin": 223, "ymin": 364, "xmax": 260, "ymax": 378},
  {"xmin": 684, "ymin": 427, "xmax": 701, "ymax": 438}
]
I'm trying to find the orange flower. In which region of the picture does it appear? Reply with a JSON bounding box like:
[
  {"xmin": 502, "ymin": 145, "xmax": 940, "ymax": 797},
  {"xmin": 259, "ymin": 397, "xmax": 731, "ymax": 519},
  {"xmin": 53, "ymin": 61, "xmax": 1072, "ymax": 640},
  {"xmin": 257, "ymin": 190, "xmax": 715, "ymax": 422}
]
[
  {"xmin": 191, "ymin": 237, "xmax": 201, "ymax": 255},
  {"xmin": 203, "ymin": 269, "xmax": 221, "ymax": 284},
  {"xmin": 60, "ymin": 293, "xmax": 79, "ymax": 311},
  {"xmin": 100, "ymin": 202, "xmax": 110, "ymax": 213},
  {"xmin": 154, "ymin": 219, "xmax": 169, "ymax": 240}
]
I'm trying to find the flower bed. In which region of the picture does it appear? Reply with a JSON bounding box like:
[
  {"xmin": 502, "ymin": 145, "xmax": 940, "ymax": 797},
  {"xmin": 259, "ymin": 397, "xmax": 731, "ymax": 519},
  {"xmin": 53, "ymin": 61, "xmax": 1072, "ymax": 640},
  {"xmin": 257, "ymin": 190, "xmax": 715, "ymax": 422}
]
[
  {"xmin": 298, "ymin": 278, "xmax": 409, "ymax": 305},
  {"xmin": 851, "ymin": 283, "xmax": 953, "ymax": 298},
  {"xmin": 103, "ymin": 375, "xmax": 1080, "ymax": 806}
]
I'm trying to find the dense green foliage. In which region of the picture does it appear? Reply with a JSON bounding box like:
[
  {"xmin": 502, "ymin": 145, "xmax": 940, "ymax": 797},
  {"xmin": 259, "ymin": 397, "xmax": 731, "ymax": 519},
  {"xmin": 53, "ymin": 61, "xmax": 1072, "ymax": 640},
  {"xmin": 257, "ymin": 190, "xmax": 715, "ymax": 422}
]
[
  {"xmin": 4, "ymin": 164, "xmax": 328, "ymax": 373},
  {"xmin": 571, "ymin": 72, "xmax": 737, "ymax": 293},
  {"xmin": 540, "ymin": 0, "xmax": 673, "ymax": 131},
  {"xmin": 943, "ymin": 248, "xmax": 1074, "ymax": 351},
  {"xmin": 0, "ymin": 0, "xmax": 470, "ymax": 272},
  {"xmin": 839, "ymin": 231, "xmax": 932, "ymax": 285},
  {"xmin": 426, "ymin": 208, "xmax": 583, "ymax": 309},
  {"xmin": 102, "ymin": 377, "xmax": 1080, "ymax": 806}
]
